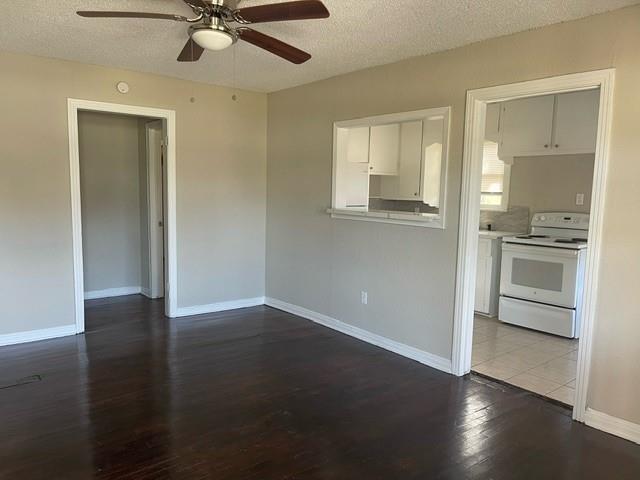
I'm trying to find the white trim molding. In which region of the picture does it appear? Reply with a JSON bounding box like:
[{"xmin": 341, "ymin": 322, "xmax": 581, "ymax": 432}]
[
  {"xmin": 266, "ymin": 297, "xmax": 452, "ymax": 374},
  {"xmin": 84, "ymin": 286, "xmax": 142, "ymax": 300},
  {"xmin": 0, "ymin": 325, "xmax": 77, "ymax": 347},
  {"xmin": 584, "ymin": 409, "xmax": 640, "ymax": 445},
  {"xmin": 451, "ymin": 69, "xmax": 616, "ymax": 425},
  {"xmin": 174, "ymin": 297, "xmax": 266, "ymax": 318},
  {"xmin": 67, "ymin": 99, "xmax": 178, "ymax": 333}
]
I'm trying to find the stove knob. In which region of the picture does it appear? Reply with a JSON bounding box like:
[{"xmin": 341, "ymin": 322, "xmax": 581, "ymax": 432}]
[{"xmin": 540, "ymin": 215, "xmax": 546, "ymax": 221}]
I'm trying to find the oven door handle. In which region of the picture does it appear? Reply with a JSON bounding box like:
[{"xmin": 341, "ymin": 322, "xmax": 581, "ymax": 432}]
[{"xmin": 502, "ymin": 242, "xmax": 579, "ymax": 258}]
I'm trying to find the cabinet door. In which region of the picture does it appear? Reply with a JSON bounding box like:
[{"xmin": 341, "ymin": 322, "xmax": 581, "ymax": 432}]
[
  {"xmin": 485, "ymin": 103, "xmax": 501, "ymax": 143},
  {"xmin": 369, "ymin": 124, "xmax": 400, "ymax": 175},
  {"xmin": 344, "ymin": 163, "xmax": 369, "ymax": 208},
  {"xmin": 334, "ymin": 127, "xmax": 369, "ymax": 210},
  {"xmin": 553, "ymin": 89, "xmax": 599, "ymax": 154},
  {"xmin": 346, "ymin": 127, "xmax": 370, "ymax": 163},
  {"xmin": 475, "ymin": 239, "xmax": 493, "ymax": 314},
  {"xmin": 379, "ymin": 121, "xmax": 423, "ymax": 200},
  {"xmin": 499, "ymin": 95, "xmax": 555, "ymax": 158}
]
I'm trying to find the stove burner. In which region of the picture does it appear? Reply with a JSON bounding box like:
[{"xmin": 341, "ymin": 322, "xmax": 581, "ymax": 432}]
[
  {"xmin": 572, "ymin": 238, "xmax": 587, "ymax": 243},
  {"xmin": 555, "ymin": 239, "xmax": 576, "ymax": 244}
]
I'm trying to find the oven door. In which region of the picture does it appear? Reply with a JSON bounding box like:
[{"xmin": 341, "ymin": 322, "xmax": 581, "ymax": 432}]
[{"xmin": 500, "ymin": 243, "xmax": 579, "ymax": 308}]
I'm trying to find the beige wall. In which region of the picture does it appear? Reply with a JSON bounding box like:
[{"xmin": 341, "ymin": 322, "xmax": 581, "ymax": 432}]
[
  {"xmin": 0, "ymin": 51, "xmax": 267, "ymax": 334},
  {"xmin": 509, "ymin": 154, "xmax": 595, "ymax": 215},
  {"xmin": 79, "ymin": 112, "xmax": 144, "ymax": 293},
  {"xmin": 266, "ymin": 6, "xmax": 640, "ymax": 424}
]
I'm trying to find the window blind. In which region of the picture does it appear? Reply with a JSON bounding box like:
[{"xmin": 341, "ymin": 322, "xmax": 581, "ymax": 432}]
[{"xmin": 481, "ymin": 141, "xmax": 505, "ymax": 194}]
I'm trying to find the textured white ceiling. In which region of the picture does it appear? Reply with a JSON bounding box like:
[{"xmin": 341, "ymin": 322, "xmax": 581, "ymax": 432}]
[{"xmin": 0, "ymin": 0, "xmax": 637, "ymax": 92}]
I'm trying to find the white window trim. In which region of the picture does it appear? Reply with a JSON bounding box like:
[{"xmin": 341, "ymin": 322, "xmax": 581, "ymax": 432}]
[{"xmin": 330, "ymin": 107, "xmax": 451, "ymax": 229}]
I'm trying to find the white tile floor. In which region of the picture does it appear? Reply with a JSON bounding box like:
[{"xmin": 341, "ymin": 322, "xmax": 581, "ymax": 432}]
[{"xmin": 472, "ymin": 315, "xmax": 578, "ymax": 406}]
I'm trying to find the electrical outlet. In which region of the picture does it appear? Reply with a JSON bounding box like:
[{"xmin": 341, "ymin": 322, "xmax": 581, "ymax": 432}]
[
  {"xmin": 576, "ymin": 193, "xmax": 585, "ymax": 206},
  {"xmin": 361, "ymin": 291, "xmax": 368, "ymax": 305}
]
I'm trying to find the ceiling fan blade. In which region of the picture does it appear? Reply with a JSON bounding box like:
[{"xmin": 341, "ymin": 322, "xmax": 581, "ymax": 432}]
[
  {"xmin": 181, "ymin": 0, "xmax": 208, "ymax": 9},
  {"xmin": 238, "ymin": 29, "xmax": 311, "ymax": 64},
  {"xmin": 177, "ymin": 38, "xmax": 205, "ymax": 62},
  {"xmin": 77, "ymin": 11, "xmax": 188, "ymax": 21},
  {"xmin": 234, "ymin": 0, "xmax": 329, "ymax": 24}
]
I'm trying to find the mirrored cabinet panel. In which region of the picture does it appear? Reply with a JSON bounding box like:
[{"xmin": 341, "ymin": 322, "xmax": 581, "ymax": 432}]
[{"xmin": 331, "ymin": 107, "xmax": 450, "ymax": 228}]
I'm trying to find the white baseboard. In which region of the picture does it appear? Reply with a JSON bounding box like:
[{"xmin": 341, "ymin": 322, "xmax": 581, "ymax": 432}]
[
  {"xmin": 0, "ymin": 324, "xmax": 77, "ymax": 347},
  {"xmin": 584, "ymin": 408, "xmax": 640, "ymax": 444},
  {"xmin": 174, "ymin": 297, "xmax": 266, "ymax": 318},
  {"xmin": 265, "ymin": 297, "xmax": 452, "ymax": 374},
  {"xmin": 85, "ymin": 286, "xmax": 141, "ymax": 300}
]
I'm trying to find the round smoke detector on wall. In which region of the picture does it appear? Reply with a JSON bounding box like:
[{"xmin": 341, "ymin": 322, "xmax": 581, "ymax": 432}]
[{"xmin": 116, "ymin": 82, "xmax": 129, "ymax": 94}]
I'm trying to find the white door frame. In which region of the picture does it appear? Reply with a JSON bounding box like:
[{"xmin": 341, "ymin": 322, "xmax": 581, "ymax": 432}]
[
  {"xmin": 145, "ymin": 121, "xmax": 165, "ymax": 299},
  {"xmin": 451, "ymin": 69, "xmax": 615, "ymax": 423},
  {"xmin": 67, "ymin": 99, "xmax": 178, "ymax": 332}
]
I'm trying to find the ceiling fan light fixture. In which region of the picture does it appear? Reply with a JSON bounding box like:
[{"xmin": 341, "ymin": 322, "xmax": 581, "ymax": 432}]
[{"xmin": 192, "ymin": 28, "xmax": 234, "ymax": 51}]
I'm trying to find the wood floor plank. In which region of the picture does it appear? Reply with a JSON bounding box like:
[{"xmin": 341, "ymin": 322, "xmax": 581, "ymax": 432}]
[{"xmin": 0, "ymin": 294, "xmax": 638, "ymax": 479}]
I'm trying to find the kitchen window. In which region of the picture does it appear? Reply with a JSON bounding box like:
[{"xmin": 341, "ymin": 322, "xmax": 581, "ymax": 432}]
[
  {"xmin": 330, "ymin": 107, "xmax": 451, "ymax": 228},
  {"xmin": 480, "ymin": 140, "xmax": 511, "ymax": 211}
]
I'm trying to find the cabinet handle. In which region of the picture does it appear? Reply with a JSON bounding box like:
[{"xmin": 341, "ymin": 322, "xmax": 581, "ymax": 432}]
[
  {"xmin": 555, "ymin": 144, "xmax": 559, "ymax": 148},
  {"xmin": 544, "ymin": 144, "xmax": 549, "ymax": 148}
]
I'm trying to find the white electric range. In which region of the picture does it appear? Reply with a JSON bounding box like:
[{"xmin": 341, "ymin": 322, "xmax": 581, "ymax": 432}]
[{"xmin": 499, "ymin": 212, "xmax": 590, "ymax": 338}]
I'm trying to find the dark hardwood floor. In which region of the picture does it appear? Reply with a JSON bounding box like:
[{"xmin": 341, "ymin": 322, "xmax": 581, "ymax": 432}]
[{"xmin": 1, "ymin": 295, "xmax": 639, "ymax": 479}]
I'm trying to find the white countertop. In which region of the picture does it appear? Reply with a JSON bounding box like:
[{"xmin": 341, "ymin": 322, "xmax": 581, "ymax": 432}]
[{"xmin": 479, "ymin": 230, "xmax": 525, "ymax": 239}]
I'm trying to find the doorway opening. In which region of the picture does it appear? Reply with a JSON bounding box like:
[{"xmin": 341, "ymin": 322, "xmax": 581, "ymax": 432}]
[
  {"xmin": 78, "ymin": 113, "xmax": 165, "ymax": 316},
  {"xmin": 68, "ymin": 100, "xmax": 177, "ymax": 331},
  {"xmin": 452, "ymin": 70, "xmax": 615, "ymax": 423}
]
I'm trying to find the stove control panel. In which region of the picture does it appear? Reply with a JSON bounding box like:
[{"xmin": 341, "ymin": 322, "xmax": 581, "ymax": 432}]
[{"xmin": 531, "ymin": 212, "xmax": 590, "ymax": 229}]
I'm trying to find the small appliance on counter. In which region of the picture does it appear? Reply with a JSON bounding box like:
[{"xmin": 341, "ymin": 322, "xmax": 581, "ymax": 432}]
[{"xmin": 499, "ymin": 212, "xmax": 590, "ymax": 338}]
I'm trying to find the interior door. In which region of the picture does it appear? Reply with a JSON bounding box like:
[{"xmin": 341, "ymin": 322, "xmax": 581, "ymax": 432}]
[{"xmin": 146, "ymin": 121, "xmax": 164, "ymax": 298}]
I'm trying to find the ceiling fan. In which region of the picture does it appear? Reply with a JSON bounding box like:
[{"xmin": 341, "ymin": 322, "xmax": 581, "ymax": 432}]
[{"xmin": 77, "ymin": 0, "xmax": 329, "ymax": 64}]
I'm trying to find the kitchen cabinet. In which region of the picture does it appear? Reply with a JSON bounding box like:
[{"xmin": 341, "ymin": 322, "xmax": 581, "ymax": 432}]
[
  {"xmin": 346, "ymin": 126, "xmax": 370, "ymax": 164},
  {"xmin": 369, "ymin": 124, "xmax": 400, "ymax": 175},
  {"xmin": 499, "ymin": 95, "xmax": 555, "ymax": 158},
  {"xmin": 475, "ymin": 235, "xmax": 503, "ymax": 317},
  {"xmin": 553, "ymin": 90, "xmax": 599, "ymax": 154},
  {"xmin": 379, "ymin": 121, "xmax": 423, "ymax": 200},
  {"xmin": 485, "ymin": 103, "xmax": 501, "ymax": 143},
  {"xmin": 331, "ymin": 106, "xmax": 450, "ymax": 227},
  {"xmin": 498, "ymin": 90, "xmax": 599, "ymax": 159}
]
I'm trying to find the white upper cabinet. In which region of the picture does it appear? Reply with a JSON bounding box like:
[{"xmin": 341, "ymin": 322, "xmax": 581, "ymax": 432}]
[
  {"xmin": 369, "ymin": 124, "xmax": 400, "ymax": 175},
  {"xmin": 379, "ymin": 121, "xmax": 423, "ymax": 200},
  {"xmin": 499, "ymin": 95, "xmax": 555, "ymax": 158},
  {"xmin": 485, "ymin": 103, "xmax": 501, "ymax": 143},
  {"xmin": 346, "ymin": 126, "xmax": 370, "ymax": 164},
  {"xmin": 553, "ymin": 90, "xmax": 600, "ymax": 154},
  {"xmin": 498, "ymin": 89, "xmax": 599, "ymax": 159},
  {"xmin": 422, "ymin": 117, "xmax": 444, "ymax": 208},
  {"xmin": 334, "ymin": 128, "xmax": 369, "ymax": 209}
]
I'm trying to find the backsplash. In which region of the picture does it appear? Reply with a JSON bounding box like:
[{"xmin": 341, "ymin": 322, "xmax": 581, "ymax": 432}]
[{"xmin": 480, "ymin": 205, "xmax": 530, "ymax": 233}]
